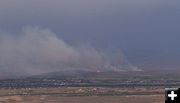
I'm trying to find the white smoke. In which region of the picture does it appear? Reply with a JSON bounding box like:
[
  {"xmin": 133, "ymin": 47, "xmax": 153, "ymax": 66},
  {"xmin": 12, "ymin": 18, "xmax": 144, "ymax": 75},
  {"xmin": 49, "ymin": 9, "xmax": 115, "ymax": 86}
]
[{"xmin": 0, "ymin": 27, "xmax": 141, "ymax": 78}]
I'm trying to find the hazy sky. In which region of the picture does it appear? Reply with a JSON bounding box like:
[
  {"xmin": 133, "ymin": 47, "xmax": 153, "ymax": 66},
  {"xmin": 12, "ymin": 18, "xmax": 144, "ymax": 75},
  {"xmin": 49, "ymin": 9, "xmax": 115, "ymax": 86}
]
[{"xmin": 0, "ymin": 0, "xmax": 180, "ymax": 71}]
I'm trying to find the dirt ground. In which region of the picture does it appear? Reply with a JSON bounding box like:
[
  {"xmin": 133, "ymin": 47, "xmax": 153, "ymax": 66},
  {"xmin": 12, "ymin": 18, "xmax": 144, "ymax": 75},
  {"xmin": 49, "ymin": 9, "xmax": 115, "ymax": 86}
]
[
  {"xmin": 0, "ymin": 95, "xmax": 164, "ymax": 103},
  {"xmin": 0, "ymin": 87, "xmax": 164, "ymax": 103}
]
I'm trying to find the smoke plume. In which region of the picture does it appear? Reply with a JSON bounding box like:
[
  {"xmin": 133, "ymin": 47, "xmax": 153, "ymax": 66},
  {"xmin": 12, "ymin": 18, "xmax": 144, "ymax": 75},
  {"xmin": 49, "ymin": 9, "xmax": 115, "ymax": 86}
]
[{"xmin": 0, "ymin": 27, "xmax": 141, "ymax": 78}]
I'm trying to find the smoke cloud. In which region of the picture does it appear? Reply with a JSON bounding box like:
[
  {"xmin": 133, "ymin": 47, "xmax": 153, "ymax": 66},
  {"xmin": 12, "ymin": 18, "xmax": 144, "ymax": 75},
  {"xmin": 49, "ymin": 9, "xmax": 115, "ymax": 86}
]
[{"xmin": 0, "ymin": 27, "xmax": 140, "ymax": 78}]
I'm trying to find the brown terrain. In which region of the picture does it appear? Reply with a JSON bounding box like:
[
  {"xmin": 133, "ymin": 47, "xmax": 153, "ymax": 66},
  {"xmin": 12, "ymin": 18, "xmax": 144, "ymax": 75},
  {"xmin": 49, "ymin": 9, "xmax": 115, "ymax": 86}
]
[
  {"xmin": 0, "ymin": 95, "xmax": 164, "ymax": 103},
  {"xmin": 0, "ymin": 87, "xmax": 164, "ymax": 103}
]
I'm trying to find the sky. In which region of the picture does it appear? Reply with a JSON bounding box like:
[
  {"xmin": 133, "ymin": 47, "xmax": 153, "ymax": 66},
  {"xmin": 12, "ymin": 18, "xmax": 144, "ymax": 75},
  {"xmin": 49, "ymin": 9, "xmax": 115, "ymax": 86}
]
[{"xmin": 0, "ymin": 0, "xmax": 180, "ymax": 75}]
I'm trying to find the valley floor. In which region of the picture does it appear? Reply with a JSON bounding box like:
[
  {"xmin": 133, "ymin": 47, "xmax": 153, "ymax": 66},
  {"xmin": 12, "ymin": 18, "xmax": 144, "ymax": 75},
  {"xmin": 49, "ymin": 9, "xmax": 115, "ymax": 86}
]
[
  {"xmin": 0, "ymin": 87, "xmax": 164, "ymax": 103},
  {"xmin": 0, "ymin": 95, "xmax": 164, "ymax": 103}
]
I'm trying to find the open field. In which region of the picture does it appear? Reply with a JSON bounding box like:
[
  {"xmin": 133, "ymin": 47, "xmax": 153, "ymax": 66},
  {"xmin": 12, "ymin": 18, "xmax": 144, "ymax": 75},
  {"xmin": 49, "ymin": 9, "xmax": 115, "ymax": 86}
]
[
  {"xmin": 0, "ymin": 95, "xmax": 164, "ymax": 103},
  {"xmin": 0, "ymin": 87, "xmax": 164, "ymax": 103},
  {"xmin": 0, "ymin": 72, "xmax": 172, "ymax": 103}
]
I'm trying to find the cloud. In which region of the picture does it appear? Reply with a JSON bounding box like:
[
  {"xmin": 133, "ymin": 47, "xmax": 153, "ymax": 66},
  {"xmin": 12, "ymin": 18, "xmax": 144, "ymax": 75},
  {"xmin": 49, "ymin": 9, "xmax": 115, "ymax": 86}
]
[{"xmin": 0, "ymin": 26, "xmax": 140, "ymax": 78}]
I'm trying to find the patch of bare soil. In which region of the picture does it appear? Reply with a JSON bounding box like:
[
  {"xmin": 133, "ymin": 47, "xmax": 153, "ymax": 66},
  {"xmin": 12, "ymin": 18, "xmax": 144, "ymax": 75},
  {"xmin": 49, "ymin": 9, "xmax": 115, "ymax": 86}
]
[{"xmin": 0, "ymin": 95, "xmax": 164, "ymax": 103}]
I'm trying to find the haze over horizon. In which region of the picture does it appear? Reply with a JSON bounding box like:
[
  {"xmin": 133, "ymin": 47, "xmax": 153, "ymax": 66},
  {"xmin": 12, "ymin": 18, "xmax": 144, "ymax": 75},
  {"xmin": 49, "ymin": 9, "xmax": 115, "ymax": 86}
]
[{"xmin": 0, "ymin": 0, "xmax": 180, "ymax": 77}]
